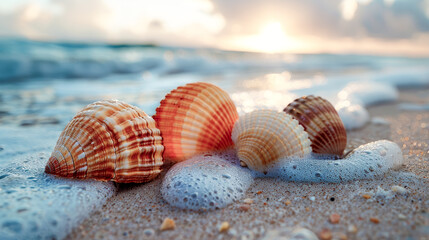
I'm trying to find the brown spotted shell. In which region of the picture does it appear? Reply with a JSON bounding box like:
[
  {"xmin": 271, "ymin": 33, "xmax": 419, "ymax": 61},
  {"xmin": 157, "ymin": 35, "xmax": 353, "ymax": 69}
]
[
  {"xmin": 284, "ymin": 95, "xmax": 347, "ymax": 157},
  {"xmin": 45, "ymin": 100, "xmax": 164, "ymax": 183},
  {"xmin": 231, "ymin": 110, "xmax": 312, "ymax": 173},
  {"xmin": 153, "ymin": 82, "xmax": 239, "ymax": 162}
]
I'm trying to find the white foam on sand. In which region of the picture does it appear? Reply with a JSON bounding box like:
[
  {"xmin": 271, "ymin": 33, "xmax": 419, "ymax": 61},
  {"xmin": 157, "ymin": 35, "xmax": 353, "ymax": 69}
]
[
  {"xmin": 161, "ymin": 152, "xmax": 253, "ymax": 211},
  {"xmin": 162, "ymin": 140, "xmax": 404, "ymax": 210},
  {"xmin": 265, "ymin": 140, "xmax": 404, "ymax": 183},
  {"xmin": 0, "ymin": 153, "xmax": 116, "ymax": 240}
]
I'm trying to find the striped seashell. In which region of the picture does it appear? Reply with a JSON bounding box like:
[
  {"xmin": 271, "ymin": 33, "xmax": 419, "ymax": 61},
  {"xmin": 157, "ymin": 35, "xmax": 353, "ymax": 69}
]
[
  {"xmin": 153, "ymin": 82, "xmax": 239, "ymax": 162},
  {"xmin": 284, "ymin": 95, "xmax": 347, "ymax": 157},
  {"xmin": 231, "ymin": 110, "xmax": 312, "ymax": 173},
  {"xmin": 45, "ymin": 100, "xmax": 164, "ymax": 183}
]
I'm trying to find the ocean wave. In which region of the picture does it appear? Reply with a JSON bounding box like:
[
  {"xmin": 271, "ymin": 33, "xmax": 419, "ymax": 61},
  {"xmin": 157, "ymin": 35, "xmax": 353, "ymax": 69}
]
[{"xmin": 3, "ymin": 38, "xmax": 427, "ymax": 81}]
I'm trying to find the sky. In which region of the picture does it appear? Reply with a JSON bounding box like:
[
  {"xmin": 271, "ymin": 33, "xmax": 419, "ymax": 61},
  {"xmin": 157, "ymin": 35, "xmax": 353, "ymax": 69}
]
[{"xmin": 0, "ymin": 0, "xmax": 429, "ymax": 56}]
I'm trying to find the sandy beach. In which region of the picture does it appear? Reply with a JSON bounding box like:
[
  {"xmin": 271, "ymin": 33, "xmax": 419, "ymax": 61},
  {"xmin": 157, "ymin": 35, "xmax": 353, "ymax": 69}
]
[{"xmin": 66, "ymin": 88, "xmax": 429, "ymax": 240}]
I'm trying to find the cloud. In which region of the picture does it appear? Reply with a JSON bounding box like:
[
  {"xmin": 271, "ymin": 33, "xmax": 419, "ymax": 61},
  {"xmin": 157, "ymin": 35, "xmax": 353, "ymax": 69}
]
[
  {"xmin": 210, "ymin": 0, "xmax": 429, "ymax": 39},
  {"xmin": 0, "ymin": 0, "xmax": 428, "ymax": 54},
  {"xmin": 351, "ymin": 0, "xmax": 429, "ymax": 38},
  {"xmin": 0, "ymin": 0, "xmax": 225, "ymax": 45},
  {"xmin": 0, "ymin": 0, "xmax": 110, "ymax": 41}
]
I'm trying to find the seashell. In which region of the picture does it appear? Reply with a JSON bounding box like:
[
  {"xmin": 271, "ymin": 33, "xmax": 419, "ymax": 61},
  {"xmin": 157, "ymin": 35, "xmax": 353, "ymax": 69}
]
[
  {"xmin": 45, "ymin": 100, "xmax": 164, "ymax": 183},
  {"xmin": 231, "ymin": 110, "xmax": 312, "ymax": 173},
  {"xmin": 283, "ymin": 95, "xmax": 347, "ymax": 157},
  {"xmin": 153, "ymin": 82, "xmax": 239, "ymax": 162}
]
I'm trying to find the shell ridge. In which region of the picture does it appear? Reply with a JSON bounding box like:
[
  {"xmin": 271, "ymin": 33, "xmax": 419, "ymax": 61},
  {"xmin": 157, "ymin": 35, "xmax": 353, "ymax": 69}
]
[
  {"xmin": 56, "ymin": 138, "xmax": 77, "ymax": 177},
  {"xmin": 46, "ymin": 100, "xmax": 163, "ymax": 183},
  {"xmin": 284, "ymin": 95, "xmax": 346, "ymax": 156},
  {"xmin": 51, "ymin": 149, "xmax": 68, "ymax": 177},
  {"xmin": 78, "ymin": 116, "xmax": 116, "ymax": 181},
  {"xmin": 154, "ymin": 82, "xmax": 238, "ymax": 161},
  {"xmin": 232, "ymin": 110, "xmax": 311, "ymax": 173}
]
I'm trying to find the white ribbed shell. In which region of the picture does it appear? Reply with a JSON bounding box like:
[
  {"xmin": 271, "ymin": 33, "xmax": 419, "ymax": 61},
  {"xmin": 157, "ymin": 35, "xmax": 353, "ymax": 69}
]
[{"xmin": 231, "ymin": 110, "xmax": 311, "ymax": 173}]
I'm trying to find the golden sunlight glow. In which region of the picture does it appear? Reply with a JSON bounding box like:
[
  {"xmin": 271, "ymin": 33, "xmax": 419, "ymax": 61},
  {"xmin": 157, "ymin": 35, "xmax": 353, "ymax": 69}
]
[
  {"xmin": 226, "ymin": 21, "xmax": 303, "ymax": 53},
  {"xmin": 253, "ymin": 22, "xmax": 289, "ymax": 53}
]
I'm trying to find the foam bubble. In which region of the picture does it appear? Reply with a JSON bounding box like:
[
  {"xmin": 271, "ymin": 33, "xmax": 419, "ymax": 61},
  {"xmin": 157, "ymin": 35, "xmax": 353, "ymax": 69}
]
[
  {"xmin": 0, "ymin": 153, "xmax": 116, "ymax": 240},
  {"xmin": 265, "ymin": 140, "xmax": 403, "ymax": 182},
  {"xmin": 161, "ymin": 153, "xmax": 253, "ymax": 210}
]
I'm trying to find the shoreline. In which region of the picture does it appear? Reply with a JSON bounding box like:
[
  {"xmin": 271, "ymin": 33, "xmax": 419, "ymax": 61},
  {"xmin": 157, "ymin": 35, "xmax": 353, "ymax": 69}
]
[{"xmin": 66, "ymin": 88, "xmax": 429, "ymax": 240}]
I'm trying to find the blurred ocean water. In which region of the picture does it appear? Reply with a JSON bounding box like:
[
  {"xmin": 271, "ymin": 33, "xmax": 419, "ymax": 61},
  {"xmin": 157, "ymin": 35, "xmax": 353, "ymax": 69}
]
[{"xmin": 2, "ymin": 38, "xmax": 429, "ymax": 81}]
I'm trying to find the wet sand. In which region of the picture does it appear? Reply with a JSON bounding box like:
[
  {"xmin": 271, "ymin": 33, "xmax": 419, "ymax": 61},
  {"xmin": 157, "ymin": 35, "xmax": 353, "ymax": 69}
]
[{"xmin": 67, "ymin": 89, "xmax": 429, "ymax": 240}]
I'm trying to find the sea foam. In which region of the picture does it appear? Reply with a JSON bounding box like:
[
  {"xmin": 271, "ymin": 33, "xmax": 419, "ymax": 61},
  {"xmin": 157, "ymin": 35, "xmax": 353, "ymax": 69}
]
[
  {"xmin": 161, "ymin": 152, "xmax": 253, "ymax": 210},
  {"xmin": 263, "ymin": 140, "xmax": 403, "ymax": 182},
  {"xmin": 161, "ymin": 140, "xmax": 404, "ymax": 210},
  {"xmin": 0, "ymin": 153, "xmax": 116, "ymax": 240}
]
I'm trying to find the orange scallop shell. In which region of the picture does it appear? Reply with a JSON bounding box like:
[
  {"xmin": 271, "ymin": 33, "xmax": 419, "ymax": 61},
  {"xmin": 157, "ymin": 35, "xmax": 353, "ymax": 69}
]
[
  {"xmin": 45, "ymin": 100, "xmax": 164, "ymax": 183},
  {"xmin": 284, "ymin": 95, "xmax": 347, "ymax": 157},
  {"xmin": 153, "ymin": 82, "xmax": 239, "ymax": 162}
]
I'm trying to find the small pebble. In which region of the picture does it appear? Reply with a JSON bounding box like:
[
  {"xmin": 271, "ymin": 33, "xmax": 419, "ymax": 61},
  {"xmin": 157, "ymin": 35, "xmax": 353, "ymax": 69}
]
[
  {"xmin": 238, "ymin": 204, "xmax": 251, "ymax": 211},
  {"xmin": 160, "ymin": 218, "xmax": 175, "ymax": 231},
  {"xmin": 391, "ymin": 185, "xmax": 407, "ymax": 195},
  {"xmin": 309, "ymin": 196, "xmax": 315, "ymax": 201},
  {"xmin": 284, "ymin": 200, "xmax": 291, "ymax": 206},
  {"xmin": 219, "ymin": 221, "xmax": 230, "ymax": 233},
  {"xmin": 398, "ymin": 214, "xmax": 406, "ymax": 220},
  {"xmin": 319, "ymin": 228, "xmax": 332, "ymax": 240},
  {"xmin": 347, "ymin": 225, "xmax": 357, "ymax": 233},
  {"xmin": 329, "ymin": 213, "xmax": 340, "ymax": 224},
  {"xmin": 257, "ymin": 191, "xmax": 263, "ymax": 195},
  {"xmin": 370, "ymin": 217, "xmax": 380, "ymax": 224},
  {"xmin": 243, "ymin": 198, "xmax": 254, "ymax": 204},
  {"xmin": 143, "ymin": 228, "xmax": 155, "ymax": 237},
  {"xmin": 362, "ymin": 194, "xmax": 371, "ymax": 199}
]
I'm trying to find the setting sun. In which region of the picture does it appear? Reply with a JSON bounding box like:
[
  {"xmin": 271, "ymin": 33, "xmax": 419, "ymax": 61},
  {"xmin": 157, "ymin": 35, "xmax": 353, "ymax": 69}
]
[
  {"xmin": 256, "ymin": 22, "xmax": 288, "ymax": 52},
  {"xmin": 227, "ymin": 21, "xmax": 300, "ymax": 53}
]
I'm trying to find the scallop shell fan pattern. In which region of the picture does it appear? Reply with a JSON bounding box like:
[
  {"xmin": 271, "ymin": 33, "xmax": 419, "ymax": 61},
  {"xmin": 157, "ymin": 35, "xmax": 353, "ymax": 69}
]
[
  {"xmin": 284, "ymin": 95, "xmax": 347, "ymax": 157},
  {"xmin": 153, "ymin": 82, "xmax": 239, "ymax": 162},
  {"xmin": 45, "ymin": 100, "xmax": 164, "ymax": 183},
  {"xmin": 231, "ymin": 110, "xmax": 312, "ymax": 173}
]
